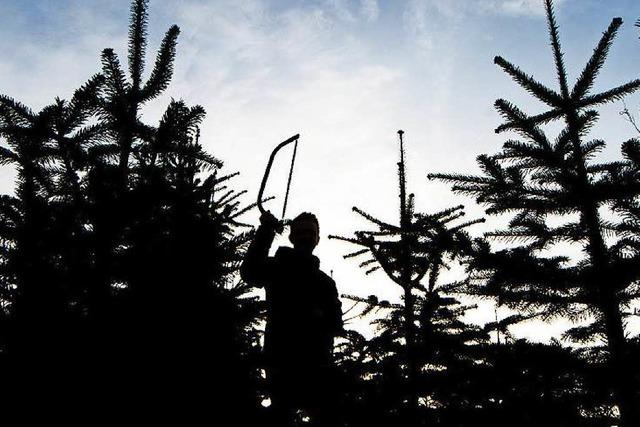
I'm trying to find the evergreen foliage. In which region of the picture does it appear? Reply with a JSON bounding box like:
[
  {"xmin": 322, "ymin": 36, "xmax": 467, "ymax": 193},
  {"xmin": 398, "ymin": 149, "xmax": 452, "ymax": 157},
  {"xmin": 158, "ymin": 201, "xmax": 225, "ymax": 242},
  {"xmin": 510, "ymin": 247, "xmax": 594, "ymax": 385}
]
[
  {"xmin": 0, "ymin": 0, "xmax": 263, "ymax": 421},
  {"xmin": 330, "ymin": 131, "xmax": 486, "ymax": 425},
  {"xmin": 0, "ymin": 0, "xmax": 638, "ymax": 425},
  {"xmin": 430, "ymin": 1, "xmax": 640, "ymax": 424}
]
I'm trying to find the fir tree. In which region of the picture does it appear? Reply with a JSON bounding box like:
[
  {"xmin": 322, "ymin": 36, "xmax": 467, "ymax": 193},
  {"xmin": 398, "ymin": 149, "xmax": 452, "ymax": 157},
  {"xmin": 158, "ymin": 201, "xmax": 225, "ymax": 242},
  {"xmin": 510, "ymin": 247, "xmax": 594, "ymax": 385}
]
[
  {"xmin": 430, "ymin": 1, "xmax": 640, "ymax": 424},
  {"xmin": 86, "ymin": 0, "xmax": 182, "ymax": 314},
  {"xmin": 97, "ymin": 0, "xmax": 180, "ymax": 185},
  {"xmin": 0, "ymin": 1, "xmax": 265, "ymax": 420},
  {"xmin": 0, "ymin": 93, "xmax": 91, "ymax": 358},
  {"xmin": 330, "ymin": 130, "xmax": 484, "ymax": 425}
]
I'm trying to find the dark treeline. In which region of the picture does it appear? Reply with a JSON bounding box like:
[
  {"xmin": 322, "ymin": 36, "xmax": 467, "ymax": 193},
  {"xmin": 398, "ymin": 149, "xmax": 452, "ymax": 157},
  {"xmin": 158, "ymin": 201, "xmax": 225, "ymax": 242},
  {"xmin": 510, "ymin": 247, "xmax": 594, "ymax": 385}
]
[{"xmin": 0, "ymin": 0, "xmax": 638, "ymax": 425}]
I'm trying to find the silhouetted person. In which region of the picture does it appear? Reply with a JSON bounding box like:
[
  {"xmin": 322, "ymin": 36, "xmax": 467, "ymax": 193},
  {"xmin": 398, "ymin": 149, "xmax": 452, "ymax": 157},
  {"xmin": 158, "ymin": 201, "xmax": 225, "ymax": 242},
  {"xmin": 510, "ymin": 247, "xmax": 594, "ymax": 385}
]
[{"xmin": 241, "ymin": 211, "xmax": 343, "ymax": 426}]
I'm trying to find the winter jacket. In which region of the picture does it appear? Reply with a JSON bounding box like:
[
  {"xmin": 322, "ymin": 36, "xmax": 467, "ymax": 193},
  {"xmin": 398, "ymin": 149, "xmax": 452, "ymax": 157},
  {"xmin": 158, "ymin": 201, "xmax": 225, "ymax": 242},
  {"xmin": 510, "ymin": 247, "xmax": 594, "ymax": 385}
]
[{"xmin": 240, "ymin": 225, "xmax": 343, "ymax": 367}]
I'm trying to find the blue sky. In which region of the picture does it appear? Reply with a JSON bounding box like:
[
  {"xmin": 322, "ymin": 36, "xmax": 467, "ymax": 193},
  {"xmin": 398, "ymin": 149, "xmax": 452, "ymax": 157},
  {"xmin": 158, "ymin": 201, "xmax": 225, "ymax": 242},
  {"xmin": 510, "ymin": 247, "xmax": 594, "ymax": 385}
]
[{"xmin": 1, "ymin": 0, "xmax": 639, "ymax": 340}]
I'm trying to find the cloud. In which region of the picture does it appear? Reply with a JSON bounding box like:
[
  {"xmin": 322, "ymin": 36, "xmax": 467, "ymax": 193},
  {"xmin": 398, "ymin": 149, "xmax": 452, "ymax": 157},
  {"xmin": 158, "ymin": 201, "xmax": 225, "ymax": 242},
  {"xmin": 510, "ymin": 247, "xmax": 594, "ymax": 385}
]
[
  {"xmin": 480, "ymin": 0, "xmax": 568, "ymax": 17},
  {"xmin": 402, "ymin": 1, "xmax": 436, "ymax": 50},
  {"xmin": 403, "ymin": 0, "xmax": 567, "ymax": 51},
  {"xmin": 324, "ymin": 0, "xmax": 380, "ymax": 23},
  {"xmin": 360, "ymin": 0, "xmax": 380, "ymax": 22},
  {"xmin": 405, "ymin": 0, "xmax": 568, "ymax": 20},
  {"xmin": 327, "ymin": 0, "xmax": 358, "ymax": 23}
]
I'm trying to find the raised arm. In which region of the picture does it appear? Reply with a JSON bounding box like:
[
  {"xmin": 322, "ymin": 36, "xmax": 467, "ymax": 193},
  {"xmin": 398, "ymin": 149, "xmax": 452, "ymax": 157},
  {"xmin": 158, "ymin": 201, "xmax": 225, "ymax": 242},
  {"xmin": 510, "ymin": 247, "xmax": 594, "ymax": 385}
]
[{"xmin": 240, "ymin": 211, "xmax": 279, "ymax": 287}]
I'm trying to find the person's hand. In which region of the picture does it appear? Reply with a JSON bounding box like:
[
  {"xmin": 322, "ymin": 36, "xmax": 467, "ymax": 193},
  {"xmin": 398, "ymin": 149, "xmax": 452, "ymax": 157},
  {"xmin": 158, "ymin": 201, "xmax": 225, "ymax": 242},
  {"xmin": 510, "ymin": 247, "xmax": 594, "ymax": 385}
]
[{"xmin": 260, "ymin": 210, "xmax": 283, "ymax": 233}]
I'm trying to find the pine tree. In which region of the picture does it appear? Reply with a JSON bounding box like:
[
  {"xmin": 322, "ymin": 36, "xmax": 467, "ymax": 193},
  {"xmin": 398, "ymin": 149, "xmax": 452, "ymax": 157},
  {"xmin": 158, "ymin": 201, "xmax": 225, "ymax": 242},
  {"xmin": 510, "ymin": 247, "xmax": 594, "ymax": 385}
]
[
  {"xmin": 97, "ymin": 0, "xmax": 180, "ymax": 185},
  {"xmin": 0, "ymin": 94, "xmax": 80, "ymax": 350},
  {"xmin": 330, "ymin": 130, "xmax": 484, "ymax": 425},
  {"xmin": 0, "ymin": 1, "xmax": 265, "ymax": 420},
  {"xmin": 429, "ymin": 1, "xmax": 640, "ymax": 424},
  {"xmin": 85, "ymin": 0, "xmax": 182, "ymax": 314}
]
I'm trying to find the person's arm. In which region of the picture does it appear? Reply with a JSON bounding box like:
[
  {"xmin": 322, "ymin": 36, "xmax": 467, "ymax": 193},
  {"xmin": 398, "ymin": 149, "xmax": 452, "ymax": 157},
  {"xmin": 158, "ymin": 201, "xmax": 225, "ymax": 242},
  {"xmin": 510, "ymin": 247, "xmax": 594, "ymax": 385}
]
[{"xmin": 240, "ymin": 211, "xmax": 279, "ymax": 287}]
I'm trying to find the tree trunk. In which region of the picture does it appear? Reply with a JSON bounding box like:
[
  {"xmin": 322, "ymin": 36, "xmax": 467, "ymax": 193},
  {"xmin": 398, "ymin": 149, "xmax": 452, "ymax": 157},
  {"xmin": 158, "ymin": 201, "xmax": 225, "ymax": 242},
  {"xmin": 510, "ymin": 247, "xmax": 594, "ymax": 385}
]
[
  {"xmin": 599, "ymin": 289, "xmax": 638, "ymax": 427},
  {"xmin": 404, "ymin": 285, "xmax": 419, "ymax": 422},
  {"xmin": 566, "ymin": 106, "xmax": 638, "ymax": 427},
  {"xmin": 585, "ymin": 199, "xmax": 635, "ymax": 423}
]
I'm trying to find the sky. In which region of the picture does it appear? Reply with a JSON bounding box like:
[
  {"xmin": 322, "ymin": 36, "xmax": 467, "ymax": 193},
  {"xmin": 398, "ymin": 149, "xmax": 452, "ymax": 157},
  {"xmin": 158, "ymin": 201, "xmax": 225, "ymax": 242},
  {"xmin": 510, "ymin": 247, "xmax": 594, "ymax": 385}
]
[{"xmin": 1, "ymin": 0, "xmax": 640, "ymax": 341}]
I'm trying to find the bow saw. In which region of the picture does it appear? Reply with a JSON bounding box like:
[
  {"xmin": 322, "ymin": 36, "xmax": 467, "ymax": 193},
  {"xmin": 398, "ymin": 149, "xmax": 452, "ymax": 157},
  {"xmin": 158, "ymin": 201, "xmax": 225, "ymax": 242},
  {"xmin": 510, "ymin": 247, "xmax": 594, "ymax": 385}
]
[{"xmin": 257, "ymin": 133, "xmax": 301, "ymax": 233}]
